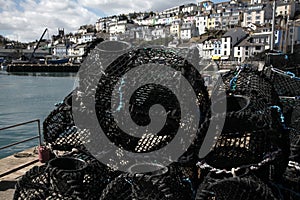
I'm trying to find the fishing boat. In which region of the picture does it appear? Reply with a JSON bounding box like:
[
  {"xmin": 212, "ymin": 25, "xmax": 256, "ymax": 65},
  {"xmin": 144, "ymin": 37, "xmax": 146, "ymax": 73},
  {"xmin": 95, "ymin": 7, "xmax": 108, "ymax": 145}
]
[{"xmin": 47, "ymin": 57, "xmax": 69, "ymax": 64}]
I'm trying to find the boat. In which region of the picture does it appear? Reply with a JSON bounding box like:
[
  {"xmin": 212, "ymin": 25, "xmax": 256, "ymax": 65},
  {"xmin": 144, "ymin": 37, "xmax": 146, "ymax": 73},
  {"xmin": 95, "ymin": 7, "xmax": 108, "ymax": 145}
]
[{"xmin": 47, "ymin": 57, "xmax": 69, "ymax": 64}]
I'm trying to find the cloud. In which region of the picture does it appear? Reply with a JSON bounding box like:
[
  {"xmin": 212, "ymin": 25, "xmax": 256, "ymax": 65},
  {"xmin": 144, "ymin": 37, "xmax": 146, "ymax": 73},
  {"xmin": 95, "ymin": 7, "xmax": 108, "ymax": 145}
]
[
  {"xmin": 79, "ymin": 0, "xmax": 195, "ymax": 16},
  {"xmin": 0, "ymin": 0, "xmax": 225, "ymax": 42},
  {"xmin": 0, "ymin": 0, "xmax": 98, "ymax": 42}
]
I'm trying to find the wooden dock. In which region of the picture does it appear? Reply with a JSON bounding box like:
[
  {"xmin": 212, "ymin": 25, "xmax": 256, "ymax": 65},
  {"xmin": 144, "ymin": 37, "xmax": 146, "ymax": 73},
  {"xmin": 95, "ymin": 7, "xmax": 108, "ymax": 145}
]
[{"xmin": 0, "ymin": 147, "xmax": 43, "ymax": 199}]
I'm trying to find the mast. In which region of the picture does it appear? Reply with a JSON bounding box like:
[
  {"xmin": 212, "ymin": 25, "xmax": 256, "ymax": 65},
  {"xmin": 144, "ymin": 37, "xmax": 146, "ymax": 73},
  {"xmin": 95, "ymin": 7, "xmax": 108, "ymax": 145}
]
[{"xmin": 270, "ymin": 1, "xmax": 276, "ymax": 51}]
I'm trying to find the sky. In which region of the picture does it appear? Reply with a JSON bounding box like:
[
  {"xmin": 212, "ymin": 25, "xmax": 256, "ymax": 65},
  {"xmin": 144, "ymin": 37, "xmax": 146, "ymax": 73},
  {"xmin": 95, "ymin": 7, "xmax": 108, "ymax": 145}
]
[{"xmin": 0, "ymin": 0, "xmax": 225, "ymax": 43}]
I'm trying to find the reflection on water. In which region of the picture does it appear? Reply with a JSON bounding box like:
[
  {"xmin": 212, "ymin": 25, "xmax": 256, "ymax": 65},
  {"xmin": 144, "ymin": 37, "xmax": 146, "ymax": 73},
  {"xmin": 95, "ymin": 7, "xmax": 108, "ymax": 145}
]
[{"xmin": 0, "ymin": 70, "xmax": 77, "ymax": 158}]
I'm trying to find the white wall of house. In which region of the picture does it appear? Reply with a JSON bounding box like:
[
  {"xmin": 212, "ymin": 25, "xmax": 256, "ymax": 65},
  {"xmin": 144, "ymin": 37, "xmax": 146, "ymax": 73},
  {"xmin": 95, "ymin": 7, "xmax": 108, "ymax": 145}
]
[
  {"xmin": 182, "ymin": 4, "xmax": 198, "ymax": 13},
  {"xmin": 196, "ymin": 15, "xmax": 208, "ymax": 35},
  {"xmin": 221, "ymin": 28, "xmax": 247, "ymax": 60},
  {"xmin": 242, "ymin": 4, "xmax": 272, "ymax": 27},
  {"xmin": 78, "ymin": 33, "xmax": 94, "ymax": 44},
  {"xmin": 202, "ymin": 40, "xmax": 214, "ymax": 59},
  {"xmin": 276, "ymin": 2, "xmax": 296, "ymax": 18},
  {"xmin": 109, "ymin": 20, "xmax": 127, "ymax": 35},
  {"xmin": 152, "ymin": 28, "xmax": 168, "ymax": 38},
  {"xmin": 221, "ymin": 37, "xmax": 231, "ymax": 60},
  {"xmin": 170, "ymin": 21, "xmax": 181, "ymax": 37},
  {"xmin": 53, "ymin": 44, "xmax": 67, "ymax": 57},
  {"xmin": 161, "ymin": 6, "xmax": 181, "ymax": 15}
]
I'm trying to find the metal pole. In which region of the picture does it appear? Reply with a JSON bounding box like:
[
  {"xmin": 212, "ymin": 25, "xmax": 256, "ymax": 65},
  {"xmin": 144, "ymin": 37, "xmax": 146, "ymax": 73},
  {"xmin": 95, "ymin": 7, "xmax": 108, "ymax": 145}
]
[
  {"xmin": 291, "ymin": 20, "xmax": 295, "ymax": 54},
  {"xmin": 271, "ymin": 1, "xmax": 276, "ymax": 51},
  {"xmin": 37, "ymin": 120, "xmax": 42, "ymax": 146},
  {"xmin": 284, "ymin": 15, "xmax": 289, "ymax": 53}
]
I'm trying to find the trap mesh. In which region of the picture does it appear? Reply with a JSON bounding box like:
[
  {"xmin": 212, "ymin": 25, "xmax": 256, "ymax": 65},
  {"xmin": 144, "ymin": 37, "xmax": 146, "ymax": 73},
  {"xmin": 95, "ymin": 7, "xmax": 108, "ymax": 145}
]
[
  {"xmin": 205, "ymin": 69, "xmax": 290, "ymax": 181},
  {"xmin": 195, "ymin": 175, "xmax": 276, "ymax": 200},
  {"xmin": 14, "ymin": 152, "xmax": 120, "ymax": 200},
  {"xmin": 263, "ymin": 66, "xmax": 300, "ymax": 97}
]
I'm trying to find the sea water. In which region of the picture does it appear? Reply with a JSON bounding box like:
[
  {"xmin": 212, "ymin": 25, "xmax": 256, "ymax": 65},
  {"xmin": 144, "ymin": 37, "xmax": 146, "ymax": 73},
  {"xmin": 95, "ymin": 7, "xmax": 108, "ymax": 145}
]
[{"xmin": 0, "ymin": 71, "xmax": 77, "ymax": 158}]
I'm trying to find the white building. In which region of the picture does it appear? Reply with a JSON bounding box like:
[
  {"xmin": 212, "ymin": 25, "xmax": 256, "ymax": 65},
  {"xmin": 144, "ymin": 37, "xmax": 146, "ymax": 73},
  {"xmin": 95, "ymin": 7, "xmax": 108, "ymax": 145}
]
[
  {"xmin": 195, "ymin": 15, "xmax": 208, "ymax": 35},
  {"xmin": 221, "ymin": 28, "xmax": 247, "ymax": 60},
  {"xmin": 180, "ymin": 22, "xmax": 198, "ymax": 40},
  {"xmin": 53, "ymin": 43, "xmax": 67, "ymax": 57},
  {"xmin": 109, "ymin": 20, "xmax": 133, "ymax": 35},
  {"xmin": 161, "ymin": 6, "xmax": 181, "ymax": 15},
  {"xmin": 202, "ymin": 40, "xmax": 215, "ymax": 59},
  {"xmin": 78, "ymin": 33, "xmax": 95, "ymax": 44},
  {"xmin": 181, "ymin": 3, "xmax": 198, "ymax": 14},
  {"xmin": 234, "ymin": 34, "xmax": 270, "ymax": 62},
  {"xmin": 242, "ymin": 4, "xmax": 273, "ymax": 27},
  {"xmin": 276, "ymin": 1, "xmax": 297, "ymax": 18},
  {"xmin": 152, "ymin": 26, "xmax": 170, "ymax": 39},
  {"xmin": 170, "ymin": 20, "xmax": 182, "ymax": 37},
  {"xmin": 96, "ymin": 17, "xmax": 112, "ymax": 32}
]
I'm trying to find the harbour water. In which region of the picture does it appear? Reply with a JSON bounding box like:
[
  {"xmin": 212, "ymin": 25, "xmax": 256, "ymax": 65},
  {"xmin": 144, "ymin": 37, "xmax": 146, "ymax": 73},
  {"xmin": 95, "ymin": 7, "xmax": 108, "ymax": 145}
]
[{"xmin": 0, "ymin": 70, "xmax": 77, "ymax": 158}]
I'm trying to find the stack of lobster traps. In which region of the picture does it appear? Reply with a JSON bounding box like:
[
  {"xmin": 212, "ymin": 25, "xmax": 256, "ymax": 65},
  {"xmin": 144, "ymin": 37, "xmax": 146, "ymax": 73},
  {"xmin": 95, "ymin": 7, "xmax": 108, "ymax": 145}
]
[{"xmin": 13, "ymin": 44, "xmax": 300, "ymax": 200}]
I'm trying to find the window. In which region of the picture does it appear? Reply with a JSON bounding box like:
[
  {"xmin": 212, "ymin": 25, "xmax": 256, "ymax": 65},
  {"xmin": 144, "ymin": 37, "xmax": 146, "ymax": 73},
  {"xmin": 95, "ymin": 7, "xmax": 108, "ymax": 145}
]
[
  {"xmin": 218, "ymin": 50, "xmax": 221, "ymax": 54},
  {"xmin": 215, "ymin": 50, "xmax": 218, "ymax": 54},
  {"xmin": 224, "ymin": 51, "xmax": 227, "ymax": 55},
  {"xmin": 224, "ymin": 44, "xmax": 227, "ymax": 48},
  {"xmin": 255, "ymin": 46, "xmax": 261, "ymax": 50},
  {"xmin": 256, "ymin": 16, "xmax": 260, "ymax": 20},
  {"xmin": 245, "ymin": 51, "xmax": 249, "ymax": 56}
]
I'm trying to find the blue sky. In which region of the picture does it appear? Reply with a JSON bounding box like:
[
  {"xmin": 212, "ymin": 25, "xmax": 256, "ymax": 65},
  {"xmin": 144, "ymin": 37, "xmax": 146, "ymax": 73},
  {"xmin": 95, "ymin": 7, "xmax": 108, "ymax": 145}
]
[{"xmin": 0, "ymin": 0, "xmax": 227, "ymax": 42}]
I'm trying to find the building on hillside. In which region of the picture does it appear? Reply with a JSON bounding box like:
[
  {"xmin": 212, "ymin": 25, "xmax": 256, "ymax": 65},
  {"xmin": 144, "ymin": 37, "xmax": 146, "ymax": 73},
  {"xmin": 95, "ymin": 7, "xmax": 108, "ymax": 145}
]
[
  {"xmin": 181, "ymin": 3, "xmax": 198, "ymax": 14},
  {"xmin": 152, "ymin": 25, "xmax": 170, "ymax": 39},
  {"xmin": 96, "ymin": 17, "xmax": 112, "ymax": 32},
  {"xmin": 234, "ymin": 33, "xmax": 270, "ymax": 62},
  {"xmin": 276, "ymin": 1, "xmax": 297, "ymax": 18},
  {"xmin": 109, "ymin": 20, "xmax": 135, "ymax": 35},
  {"xmin": 77, "ymin": 33, "xmax": 95, "ymax": 44},
  {"xmin": 161, "ymin": 6, "xmax": 182, "ymax": 15},
  {"xmin": 242, "ymin": 3, "xmax": 273, "ymax": 27},
  {"xmin": 180, "ymin": 22, "xmax": 199, "ymax": 40},
  {"xmin": 207, "ymin": 17, "xmax": 216, "ymax": 30},
  {"xmin": 196, "ymin": 15, "xmax": 208, "ymax": 35},
  {"xmin": 221, "ymin": 28, "xmax": 247, "ymax": 60},
  {"xmin": 212, "ymin": 39, "xmax": 222, "ymax": 60},
  {"xmin": 170, "ymin": 20, "xmax": 182, "ymax": 38},
  {"xmin": 52, "ymin": 43, "xmax": 67, "ymax": 57},
  {"xmin": 198, "ymin": 0, "xmax": 214, "ymax": 14},
  {"xmin": 202, "ymin": 40, "xmax": 215, "ymax": 59}
]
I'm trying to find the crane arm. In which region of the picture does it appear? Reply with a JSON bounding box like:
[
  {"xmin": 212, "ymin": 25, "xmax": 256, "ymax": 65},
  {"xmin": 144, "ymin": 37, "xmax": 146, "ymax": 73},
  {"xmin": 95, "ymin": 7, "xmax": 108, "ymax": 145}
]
[{"xmin": 29, "ymin": 28, "xmax": 48, "ymax": 61}]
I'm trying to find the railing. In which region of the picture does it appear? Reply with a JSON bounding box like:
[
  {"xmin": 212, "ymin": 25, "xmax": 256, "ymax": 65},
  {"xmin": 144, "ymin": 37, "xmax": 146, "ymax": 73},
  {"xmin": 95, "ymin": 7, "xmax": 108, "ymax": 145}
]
[{"xmin": 0, "ymin": 119, "xmax": 42, "ymax": 151}]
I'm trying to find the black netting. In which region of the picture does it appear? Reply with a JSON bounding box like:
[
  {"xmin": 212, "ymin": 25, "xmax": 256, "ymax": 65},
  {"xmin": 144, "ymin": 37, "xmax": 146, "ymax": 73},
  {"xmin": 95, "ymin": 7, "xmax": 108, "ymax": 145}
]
[
  {"xmin": 203, "ymin": 69, "xmax": 290, "ymax": 181},
  {"xmin": 219, "ymin": 69, "xmax": 280, "ymax": 106},
  {"xmin": 43, "ymin": 92, "xmax": 88, "ymax": 151},
  {"xmin": 100, "ymin": 162, "xmax": 196, "ymax": 200},
  {"xmin": 195, "ymin": 175, "xmax": 277, "ymax": 200},
  {"xmin": 14, "ymin": 152, "xmax": 121, "ymax": 200},
  {"xmin": 92, "ymin": 47, "xmax": 210, "ymax": 154},
  {"xmin": 21, "ymin": 45, "xmax": 300, "ymax": 199},
  {"xmin": 263, "ymin": 66, "xmax": 300, "ymax": 97}
]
